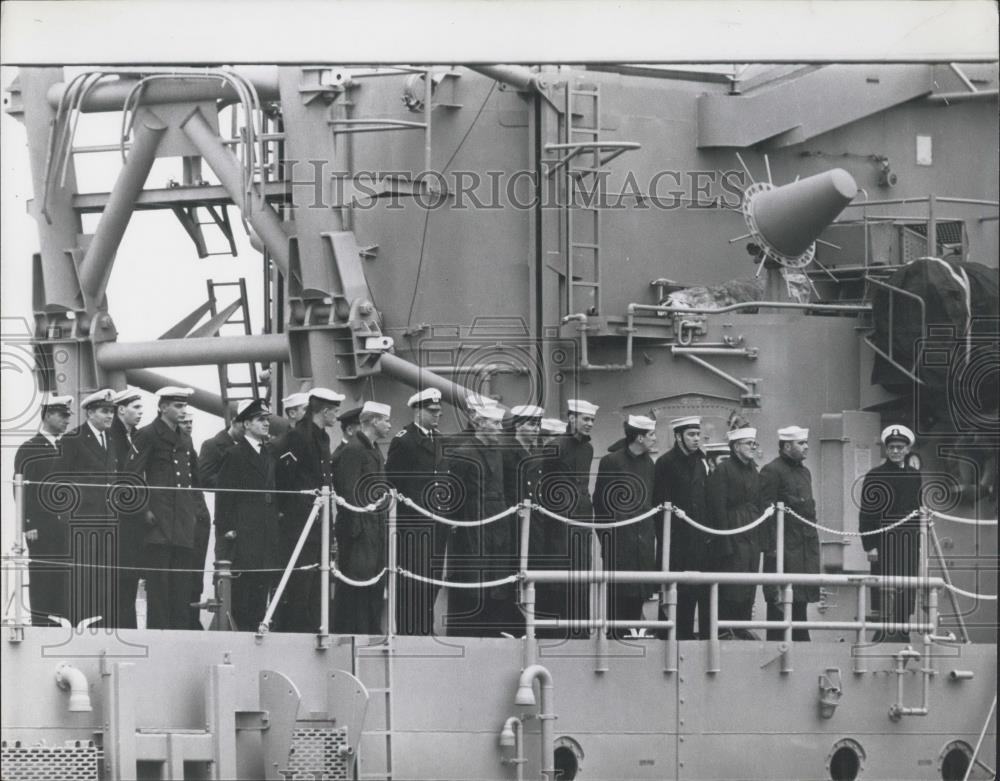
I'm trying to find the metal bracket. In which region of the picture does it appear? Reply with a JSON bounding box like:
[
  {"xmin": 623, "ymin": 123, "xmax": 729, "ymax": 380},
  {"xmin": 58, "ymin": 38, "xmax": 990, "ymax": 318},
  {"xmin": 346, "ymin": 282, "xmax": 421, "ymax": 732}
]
[{"xmin": 818, "ymin": 668, "xmax": 843, "ymax": 718}]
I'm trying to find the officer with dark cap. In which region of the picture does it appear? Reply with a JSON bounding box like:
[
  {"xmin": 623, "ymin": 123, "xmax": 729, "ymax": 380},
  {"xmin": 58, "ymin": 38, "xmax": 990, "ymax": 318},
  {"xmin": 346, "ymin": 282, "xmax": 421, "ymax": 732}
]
[
  {"xmin": 178, "ymin": 410, "xmax": 212, "ymax": 629},
  {"xmin": 654, "ymin": 416, "xmax": 712, "ymax": 640},
  {"xmin": 215, "ymin": 399, "xmax": 280, "ymax": 630},
  {"xmin": 385, "ymin": 388, "xmax": 452, "ymax": 635},
  {"xmin": 332, "ymin": 405, "xmax": 363, "ymax": 468},
  {"xmin": 56, "ymin": 389, "xmax": 119, "ymax": 627},
  {"xmin": 274, "ymin": 387, "xmax": 344, "ymax": 632},
  {"xmin": 860, "ymin": 424, "xmax": 923, "ymax": 643},
  {"xmin": 127, "ymin": 386, "xmax": 200, "ymax": 629},
  {"xmin": 107, "ymin": 388, "xmax": 145, "ymax": 628},
  {"xmin": 13, "ymin": 393, "xmax": 73, "ymax": 626}
]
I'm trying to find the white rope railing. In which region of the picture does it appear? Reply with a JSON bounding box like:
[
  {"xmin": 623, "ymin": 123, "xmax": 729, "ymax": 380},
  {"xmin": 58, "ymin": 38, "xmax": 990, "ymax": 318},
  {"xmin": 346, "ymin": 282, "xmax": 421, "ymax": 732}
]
[
  {"xmin": 333, "ymin": 492, "xmax": 394, "ymax": 514},
  {"xmin": 672, "ymin": 505, "xmax": 775, "ymax": 535},
  {"xmin": 331, "ymin": 566, "xmax": 388, "ymax": 588},
  {"xmin": 784, "ymin": 506, "xmax": 921, "ymax": 536},
  {"xmin": 941, "ymin": 582, "xmax": 998, "ymax": 601},
  {"xmin": 396, "ymin": 567, "xmax": 520, "ymax": 589},
  {"xmin": 928, "ymin": 510, "xmax": 998, "ymax": 527},
  {"xmin": 531, "ymin": 502, "xmax": 664, "ymax": 529},
  {"xmin": 396, "ymin": 493, "xmax": 519, "ymax": 527}
]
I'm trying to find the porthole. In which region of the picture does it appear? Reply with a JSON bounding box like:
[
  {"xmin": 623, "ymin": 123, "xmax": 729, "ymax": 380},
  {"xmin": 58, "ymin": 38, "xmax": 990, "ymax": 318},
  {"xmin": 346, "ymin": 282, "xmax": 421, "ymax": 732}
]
[
  {"xmin": 938, "ymin": 740, "xmax": 973, "ymax": 781},
  {"xmin": 554, "ymin": 736, "xmax": 584, "ymax": 780},
  {"xmin": 826, "ymin": 738, "xmax": 865, "ymax": 781}
]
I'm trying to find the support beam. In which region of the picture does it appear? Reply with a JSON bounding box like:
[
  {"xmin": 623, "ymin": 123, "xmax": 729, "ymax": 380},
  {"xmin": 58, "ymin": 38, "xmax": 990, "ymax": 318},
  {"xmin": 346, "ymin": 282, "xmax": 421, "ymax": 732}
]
[
  {"xmin": 78, "ymin": 112, "xmax": 167, "ymax": 307},
  {"xmin": 181, "ymin": 108, "xmax": 293, "ymax": 281},
  {"xmin": 377, "ymin": 353, "xmax": 475, "ymax": 409},
  {"xmin": 99, "ymin": 334, "xmax": 288, "ymax": 370},
  {"xmin": 125, "ymin": 369, "xmax": 226, "ymax": 417}
]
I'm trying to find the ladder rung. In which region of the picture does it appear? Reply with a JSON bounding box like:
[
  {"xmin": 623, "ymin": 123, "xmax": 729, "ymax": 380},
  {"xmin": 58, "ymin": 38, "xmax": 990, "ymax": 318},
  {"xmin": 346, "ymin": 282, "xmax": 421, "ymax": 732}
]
[
  {"xmin": 571, "ymin": 281, "xmax": 600, "ymax": 288},
  {"xmin": 571, "ymin": 242, "xmax": 599, "ymax": 249},
  {"xmin": 570, "ymin": 89, "xmax": 599, "ymax": 96},
  {"xmin": 226, "ymin": 382, "xmax": 257, "ymax": 389},
  {"xmin": 362, "ymin": 730, "xmax": 393, "ymax": 736},
  {"xmin": 571, "ymin": 127, "xmax": 599, "ymax": 133}
]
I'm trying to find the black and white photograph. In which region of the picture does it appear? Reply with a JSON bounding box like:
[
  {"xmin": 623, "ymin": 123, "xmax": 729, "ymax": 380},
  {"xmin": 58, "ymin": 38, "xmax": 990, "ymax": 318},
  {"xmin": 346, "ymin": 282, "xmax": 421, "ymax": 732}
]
[{"xmin": 1, "ymin": 2, "xmax": 997, "ymax": 779}]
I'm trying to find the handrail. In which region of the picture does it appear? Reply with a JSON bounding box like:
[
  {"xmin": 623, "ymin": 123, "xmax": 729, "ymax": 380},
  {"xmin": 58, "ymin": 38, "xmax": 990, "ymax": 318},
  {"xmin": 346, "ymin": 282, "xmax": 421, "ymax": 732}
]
[{"xmin": 864, "ymin": 275, "xmax": 928, "ymax": 385}]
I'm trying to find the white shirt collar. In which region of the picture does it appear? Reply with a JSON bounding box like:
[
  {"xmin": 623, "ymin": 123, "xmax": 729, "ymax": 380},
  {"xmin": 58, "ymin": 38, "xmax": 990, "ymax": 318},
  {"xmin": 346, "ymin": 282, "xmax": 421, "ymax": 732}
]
[
  {"xmin": 414, "ymin": 422, "xmax": 431, "ymax": 436},
  {"xmin": 87, "ymin": 421, "xmax": 106, "ymax": 443},
  {"xmin": 41, "ymin": 430, "xmax": 60, "ymax": 447},
  {"xmin": 245, "ymin": 434, "xmax": 263, "ymax": 454}
]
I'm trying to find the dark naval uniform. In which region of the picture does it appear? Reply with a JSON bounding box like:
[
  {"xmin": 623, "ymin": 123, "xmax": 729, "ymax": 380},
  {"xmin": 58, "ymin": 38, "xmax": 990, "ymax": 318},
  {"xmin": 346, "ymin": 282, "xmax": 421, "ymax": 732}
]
[
  {"xmin": 386, "ymin": 423, "xmax": 451, "ymax": 635},
  {"xmin": 198, "ymin": 428, "xmax": 241, "ymax": 560},
  {"xmin": 14, "ymin": 433, "xmax": 68, "ymax": 625},
  {"xmin": 275, "ymin": 418, "xmax": 332, "ymax": 632},
  {"xmin": 447, "ymin": 437, "xmax": 519, "ymax": 636},
  {"xmin": 705, "ymin": 455, "xmax": 763, "ymax": 623},
  {"xmin": 215, "ymin": 438, "xmax": 280, "ymax": 630},
  {"xmin": 56, "ymin": 423, "xmax": 118, "ymax": 627},
  {"xmin": 594, "ymin": 445, "xmax": 657, "ymax": 634},
  {"xmin": 538, "ymin": 433, "xmax": 594, "ymax": 637},
  {"xmin": 108, "ymin": 416, "xmax": 144, "ymax": 628},
  {"xmin": 859, "ymin": 460, "xmax": 923, "ymax": 637},
  {"xmin": 332, "ymin": 431, "xmax": 389, "ymax": 635},
  {"xmin": 654, "ymin": 444, "xmax": 712, "ymax": 639},
  {"xmin": 760, "ymin": 454, "xmax": 820, "ymax": 640},
  {"xmin": 128, "ymin": 418, "xmax": 200, "ymax": 629}
]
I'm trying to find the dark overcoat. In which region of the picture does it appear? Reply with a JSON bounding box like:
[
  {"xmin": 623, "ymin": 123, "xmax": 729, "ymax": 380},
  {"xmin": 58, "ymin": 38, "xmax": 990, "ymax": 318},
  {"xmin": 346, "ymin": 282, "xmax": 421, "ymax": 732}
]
[
  {"xmin": 14, "ymin": 433, "xmax": 68, "ymax": 556},
  {"xmin": 653, "ymin": 444, "xmax": 712, "ymax": 571},
  {"xmin": 214, "ymin": 438, "xmax": 280, "ymax": 571},
  {"xmin": 760, "ymin": 454, "xmax": 820, "ymax": 602},
  {"xmin": 859, "ymin": 460, "xmax": 923, "ymax": 575},
  {"xmin": 705, "ymin": 454, "xmax": 763, "ymax": 603},
  {"xmin": 332, "ymin": 431, "xmax": 388, "ymax": 579}
]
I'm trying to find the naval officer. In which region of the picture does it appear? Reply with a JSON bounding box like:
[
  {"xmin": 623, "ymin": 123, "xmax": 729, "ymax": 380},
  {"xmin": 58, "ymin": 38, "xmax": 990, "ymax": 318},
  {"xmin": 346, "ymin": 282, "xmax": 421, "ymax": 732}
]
[{"xmin": 108, "ymin": 388, "xmax": 145, "ymax": 628}]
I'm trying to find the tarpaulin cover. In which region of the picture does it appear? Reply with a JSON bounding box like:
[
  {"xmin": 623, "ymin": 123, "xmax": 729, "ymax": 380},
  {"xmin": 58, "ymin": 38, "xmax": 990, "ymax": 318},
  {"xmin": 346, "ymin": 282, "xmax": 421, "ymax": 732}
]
[{"xmin": 870, "ymin": 258, "xmax": 999, "ymax": 420}]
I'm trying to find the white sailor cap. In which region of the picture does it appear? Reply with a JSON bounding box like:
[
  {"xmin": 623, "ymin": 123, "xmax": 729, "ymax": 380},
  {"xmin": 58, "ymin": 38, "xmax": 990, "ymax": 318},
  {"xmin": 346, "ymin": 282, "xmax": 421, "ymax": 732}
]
[
  {"xmin": 626, "ymin": 414, "xmax": 656, "ymax": 432},
  {"xmin": 309, "ymin": 387, "xmax": 346, "ymax": 404},
  {"xmin": 112, "ymin": 388, "xmax": 142, "ymax": 406},
  {"xmin": 727, "ymin": 427, "xmax": 758, "ymax": 442},
  {"xmin": 540, "ymin": 418, "xmax": 567, "ymax": 435},
  {"xmin": 778, "ymin": 425, "xmax": 809, "ymax": 441},
  {"xmin": 41, "ymin": 393, "xmax": 74, "ymax": 411},
  {"xmin": 362, "ymin": 401, "xmax": 392, "ymax": 417},
  {"xmin": 510, "ymin": 404, "xmax": 545, "ymax": 419},
  {"xmin": 235, "ymin": 398, "xmax": 271, "ymax": 422},
  {"xmin": 155, "ymin": 386, "xmax": 194, "ymax": 401},
  {"xmin": 408, "ymin": 388, "xmax": 443, "ymax": 408},
  {"xmin": 465, "ymin": 393, "xmax": 499, "ymax": 409},
  {"xmin": 474, "ymin": 405, "xmax": 507, "ymax": 422},
  {"xmin": 881, "ymin": 424, "xmax": 915, "ymax": 446},
  {"xmin": 670, "ymin": 416, "xmax": 701, "ymax": 431},
  {"xmin": 81, "ymin": 388, "xmax": 116, "ymax": 409},
  {"xmin": 281, "ymin": 392, "xmax": 309, "ymax": 409},
  {"xmin": 567, "ymin": 399, "xmax": 599, "ymax": 416}
]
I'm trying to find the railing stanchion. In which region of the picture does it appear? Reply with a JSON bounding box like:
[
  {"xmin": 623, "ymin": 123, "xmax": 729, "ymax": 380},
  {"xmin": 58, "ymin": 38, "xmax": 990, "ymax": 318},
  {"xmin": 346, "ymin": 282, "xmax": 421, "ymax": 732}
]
[
  {"xmin": 317, "ymin": 486, "xmax": 331, "ymax": 648},
  {"xmin": 707, "ymin": 583, "xmax": 720, "ymax": 674},
  {"xmin": 854, "ymin": 584, "xmax": 868, "ymax": 674},
  {"xmin": 661, "ymin": 504, "xmax": 677, "ymax": 673},
  {"xmin": 387, "ymin": 490, "xmax": 398, "ymax": 637},
  {"xmin": 9, "ymin": 474, "xmax": 26, "ymax": 641}
]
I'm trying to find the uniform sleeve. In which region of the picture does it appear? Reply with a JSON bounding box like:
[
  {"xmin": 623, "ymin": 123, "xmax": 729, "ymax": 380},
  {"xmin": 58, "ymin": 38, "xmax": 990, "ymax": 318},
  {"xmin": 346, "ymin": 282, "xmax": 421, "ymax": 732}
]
[
  {"xmin": 652, "ymin": 456, "xmax": 670, "ymax": 506},
  {"xmin": 126, "ymin": 429, "xmax": 151, "ymax": 476},
  {"xmin": 592, "ymin": 458, "xmax": 610, "ymax": 521},
  {"xmin": 214, "ymin": 448, "xmax": 237, "ymax": 535},
  {"xmin": 857, "ymin": 473, "xmax": 879, "ymax": 551},
  {"xmin": 759, "ymin": 465, "xmax": 779, "ymax": 553}
]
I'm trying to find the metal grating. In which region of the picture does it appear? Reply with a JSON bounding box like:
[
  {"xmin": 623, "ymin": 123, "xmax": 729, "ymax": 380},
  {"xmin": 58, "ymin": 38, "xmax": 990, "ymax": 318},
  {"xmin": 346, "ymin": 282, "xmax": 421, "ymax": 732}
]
[
  {"xmin": 284, "ymin": 726, "xmax": 351, "ymax": 781},
  {"xmin": 1, "ymin": 742, "xmax": 101, "ymax": 781}
]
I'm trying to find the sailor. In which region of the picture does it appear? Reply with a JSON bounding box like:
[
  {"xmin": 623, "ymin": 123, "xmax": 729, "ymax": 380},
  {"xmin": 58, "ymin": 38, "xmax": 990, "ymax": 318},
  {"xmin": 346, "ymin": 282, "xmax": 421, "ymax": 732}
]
[
  {"xmin": 537, "ymin": 399, "xmax": 598, "ymax": 638},
  {"xmin": 502, "ymin": 404, "xmax": 545, "ymax": 508},
  {"xmin": 859, "ymin": 424, "xmax": 923, "ymax": 643},
  {"xmin": 332, "ymin": 406, "xmax": 363, "ymax": 467},
  {"xmin": 385, "ymin": 388, "xmax": 451, "ymax": 635},
  {"xmin": 128, "ymin": 386, "xmax": 200, "ymax": 630},
  {"xmin": 705, "ymin": 427, "xmax": 763, "ymax": 637},
  {"xmin": 13, "ymin": 393, "xmax": 73, "ymax": 626},
  {"xmin": 653, "ymin": 416, "xmax": 712, "ymax": 640},
  {"xmin": 197, "ymin": 411, "xmax": 243, "ymax": 571},
  {"xmin": 267, "ymin": 391, "xmax": 309, "ymax": 448},
  {"xmin": 107, "ymin": 388, "xmax": 145, "ymax": 628},
  {"xmin": 275, "ymin": 387, "xmax": 344, "ymax": 632},
  {"xmin": 540, "ymin": 418, "xmax": 567, "ymax": 437},
  {"xmin": 214, "ymin": 399, "xmax": 280, "ymax": 631},
  {"xmin": 56, "ymin": 389, "xmax": 118, "ymax": 627},
  {"xmin": 594, "ymin": 415, "xmax": 658, "ymax": 637},
  {"xmin": 447, "ymin": 404, "xmax": 520, "ymax": 637},
  {"xmin": 760, "ymin": 425, "xmax": 820, "ymax": 641},
  {"xmin": 178, "ymin": 410, "xmax": 212, "ymax": 630},
  {"xmin": 332, "ymin": 401, "xmax": 393, "ymax": 635}
]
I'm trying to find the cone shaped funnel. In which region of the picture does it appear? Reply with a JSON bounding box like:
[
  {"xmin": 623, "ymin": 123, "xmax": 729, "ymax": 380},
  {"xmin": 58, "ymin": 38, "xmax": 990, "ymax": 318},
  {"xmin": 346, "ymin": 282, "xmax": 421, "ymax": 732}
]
[{"xmin": 750, "ymin": 168, "xmax": 857, "ymax": 258}]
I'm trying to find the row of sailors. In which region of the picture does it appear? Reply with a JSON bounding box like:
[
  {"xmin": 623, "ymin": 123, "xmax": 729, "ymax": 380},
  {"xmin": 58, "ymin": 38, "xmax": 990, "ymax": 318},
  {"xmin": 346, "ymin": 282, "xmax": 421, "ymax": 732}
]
[{"xmin": 13, "ymin": 387, "xmax": 922, "ymax": 640}]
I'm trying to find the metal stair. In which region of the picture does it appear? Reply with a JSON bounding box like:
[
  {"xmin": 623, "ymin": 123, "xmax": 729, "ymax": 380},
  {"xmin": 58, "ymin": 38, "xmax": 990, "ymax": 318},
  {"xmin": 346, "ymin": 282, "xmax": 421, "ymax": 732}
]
[
  {"xmin": 206, "ymin": 278, "xmax": 261, "ymax": 423},
  {"xmin": 355, "ymin": 640, "xmax": 395, "ymax": 780}
]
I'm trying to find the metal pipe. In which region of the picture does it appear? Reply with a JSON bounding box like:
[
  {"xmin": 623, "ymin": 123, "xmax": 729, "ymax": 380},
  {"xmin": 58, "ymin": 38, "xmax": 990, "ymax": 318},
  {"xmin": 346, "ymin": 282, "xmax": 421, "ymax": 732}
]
[
  {"xmin": 319, "ymin": 487, "xmax": 331, "ymax": 644},
  {"xmin": 707, "ymin": 584, "xmax": 720, "ymax": 674},
  {"xmin": 11, "ymin": 474, "xmax": 26, "ymax": 639},
  {"xmin": 377, "ymin": 352, "xmax": 475, "ymax": 410},
  {"xmin": 97, "ymin": 333, "xmax": 289, "ymax": 370},
  {"xmin": 949, "ymin": 670, "xmax": 975, "ymax": 680},
  {"xmin": 499, "ymin": 716, "xmax": 525, "ymax": 781},
  {"xmin": 181, "ymin": 109, "xmax": 291, "ymax": 278},
  {"xmin": 469, "ymin": 65, "xmax": 546, "ymax": 93},
  {"xmin": 631, "ymin": 301, "xmax": 869, "ymax": 316},
  {"xmin": 55, "ymin": 663, "xmax": 92, "ymax": 712},
  {"xmin": 258, "ymin": 499, "xmax": 322, "ymax": 634},
  {"xmin": 125, "ymin": 369, "xmax": 225, "ymax": 417},
  {"xmin": 77, "ymin": 114, "xmax": 167, "ymax": 306},
  {"xmin": 660, "ymin": 505, "xmax": 677, "ymax": 673},
  {"xmin": 525, "ymin": 570, "xmax": 946, "ymax": 588},
  {"xmin": 781, "ymin": 585, "xmax": 794, "ymax": 672},
  {"xmin": 963, "ymin": 695, "xmax": 998, "ymax": 781},
  {"xmin": 670, "ymin": 347, "xmax": 757, "ymax": 357},
  {"xmin": 561, "ymin": 312, "xmax": 634, "ymax": 372},
  {"xmin": 854, "ymin": 586, "xmax": 867, "ymax": 673},
  {"xmin": 387, "ymin": 490, "xmax": 398, "ymax": 636},
  {"xmin": 534, "ymin": 619, "xmax": 675, "ymax": 629},
  {"xmin": 674, "ymin": 350, "xmax": 753, "ymax": 394},
  {"xmin": 523, "ymin": 582, "xmax": 537, "ymax": 670},
  {"xmin": 926, "ymin": 88, "xmax": 998, "ymax": 103},
  {"xmin": 513, "ymin": 664, "xmax": 556, "ymax": 781},
  {"xmin": 927, "ymin": 194, "xmax": 937, "ymax": 258},
  {"xmin": 212, "ymin": 560, "xmax": 234, "ymax": 631}
]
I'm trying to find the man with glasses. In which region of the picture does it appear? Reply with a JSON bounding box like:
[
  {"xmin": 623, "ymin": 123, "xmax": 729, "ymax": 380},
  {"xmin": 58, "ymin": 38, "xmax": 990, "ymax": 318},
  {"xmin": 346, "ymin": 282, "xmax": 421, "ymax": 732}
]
[
  {"xmin": 760, "ymin": 425, "xmax": 819, "ymax": 641},
  {"xmin": 385, "ymin": 389, "xmax": 451, "ymax": 635},
  {"xmin": 859, "ymin": 424, "xmax": 923, "ymax": 643},
  {"xmin": 706, "ymin": 427, "xmax": 763, "ymax": 637}
]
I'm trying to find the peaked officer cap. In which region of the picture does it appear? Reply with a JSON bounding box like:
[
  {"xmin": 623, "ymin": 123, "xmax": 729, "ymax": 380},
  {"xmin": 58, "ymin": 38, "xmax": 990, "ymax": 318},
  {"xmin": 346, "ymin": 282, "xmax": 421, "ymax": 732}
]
[
  {"xmin": 338, "ymin": 406, "xmax": 363, "ymax": 426},
  {"xmin": 670, "ymin": 416, "xmax": 701, "ymax": 431},
  {"xmin": 727, "ymin": 427, "xmax": 758, "ymax": 442},
  {"xmin": 81, "ymin": 388, "xmax": 116, "ymax": 409},
  {"xmin": 881, "ymin": 424, "xmax": 915, "ymax": 446},
  {"xmin": 626, "ymin": 414, "xmax": 656, "ymax": 432},
  {"xmin": 362, "ymin": 401, "xmax": 392, "ymax": 417},
  {"xmin": 112, "ymin": 388, "xmax": 141, "ymax": 406},
  {"xmin": 778, "ymin": 425, "xmax": 809, "ymax": 441},
  {"xmin": 235, "ymin": 398, "xmax": 270, "ymax": 423},
  {"xmin": 408, "ymin": 388, "xmax": 443, "ymax": 408},
  {"xmin": 281, "ymin": 392, "xmax": 309, "ymax": 409},
  {"xmin": 566, "ymin": 399, "xmax": 599, "ymax": 416},
  {"xmin": 41, "ymin": 393, "xmax": 74, "ymax": 411}
]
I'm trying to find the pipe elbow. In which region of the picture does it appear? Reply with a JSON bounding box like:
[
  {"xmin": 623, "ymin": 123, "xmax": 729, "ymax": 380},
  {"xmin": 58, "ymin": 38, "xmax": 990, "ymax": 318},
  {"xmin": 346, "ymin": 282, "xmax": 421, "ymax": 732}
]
[
  {"xmin": 55, "ymin": 663, "xmax": 92, "ymax": 712},
  {"xmin": 561, "ymin": 313, "xmax": 588, "ymax": 325},
  {"xmin": 515, "ymin": 664, "xmax": 553, "ymax": 706}
]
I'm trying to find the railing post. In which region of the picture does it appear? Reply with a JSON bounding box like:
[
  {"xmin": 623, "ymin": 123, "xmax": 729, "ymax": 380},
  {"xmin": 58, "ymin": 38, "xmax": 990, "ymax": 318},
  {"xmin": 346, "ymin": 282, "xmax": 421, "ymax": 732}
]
[
  {"xmin": 780, "ymin": 584, "xmax": 794, "ymax": 674},
  {"xmin": 9, "ymin": 474, "xmax": 26, "ymax": 641},
  {"xmin": 707, "ymin": 583, "xmax": 720, "ymax": 674},
  {"xmin": 318, "ymin": 486, "xmax": 331, "ymax": 648},
  {"xmin": 212, "ymin": 560, "xmax": 234, "ymax": 631},
  {"xmin": 854, "ymin": 585, "xmax": 868, "ymax": 674},
  {"xmin": 775, "ymin": 502, "xmax": 785, "ymax": 576},
  {"xmin": 518, "ymin": 500, "xmax": 531, "ymax": 616},
  {"xmin": 661, "ymin": 504, "xmax": 677, "ymax": 674},
  {"xmin": 915, "ymin": 507, "xmax": 929, "ymax": 637},
  {"xmin": 387, "ymin": 489, "xmax": 398, "ymax": 637}
]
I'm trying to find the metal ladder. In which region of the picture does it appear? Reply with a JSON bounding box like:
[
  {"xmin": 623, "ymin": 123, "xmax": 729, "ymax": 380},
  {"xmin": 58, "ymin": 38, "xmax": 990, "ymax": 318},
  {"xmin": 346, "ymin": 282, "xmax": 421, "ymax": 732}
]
[
  {"xmin": 206, "ymin": 278, "xmax": 260, "ymax": 424},
  {"xmin": 564, "ymin": 83, "xmax": 602, "ymax": 316},
  {"xmin": 355, "ymin": 639, "xmax": 395, "ymax": 780}
]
